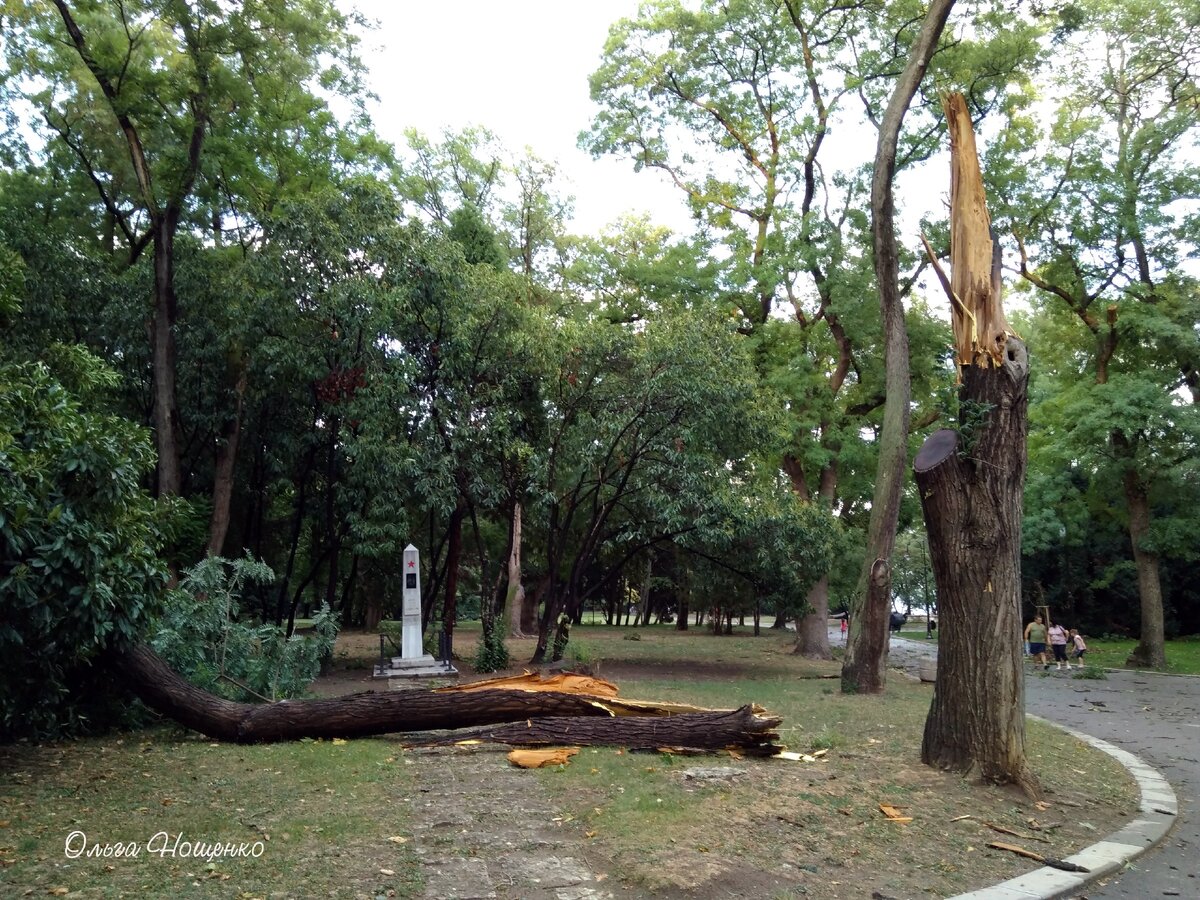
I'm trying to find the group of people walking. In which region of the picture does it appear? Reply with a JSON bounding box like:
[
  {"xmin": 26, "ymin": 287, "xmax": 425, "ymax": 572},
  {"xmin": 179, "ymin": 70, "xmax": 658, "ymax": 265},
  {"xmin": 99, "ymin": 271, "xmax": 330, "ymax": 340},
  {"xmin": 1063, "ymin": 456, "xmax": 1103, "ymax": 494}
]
[{"xmin": 1023, "ymin": 614, "xmax": 1087, "ymax": 670}]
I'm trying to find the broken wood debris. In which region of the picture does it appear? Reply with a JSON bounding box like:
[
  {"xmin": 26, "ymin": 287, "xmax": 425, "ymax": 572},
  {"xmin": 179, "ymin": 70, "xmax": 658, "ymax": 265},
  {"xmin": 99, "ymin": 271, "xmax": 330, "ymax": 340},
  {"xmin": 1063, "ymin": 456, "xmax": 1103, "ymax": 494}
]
[
  {"xmin": 439, "ymin": 671, "xmax": 620, "ymax": 699},
  {"xmin": 115, "ymin": 644, "xmax": 783, "ymax": 754},
  {"xmin": 983, "ymin": 822, "xmax": 1051, "ymax": 844},
  {"xmin": 879, "ymin": 803, "xmax": 912, "ymax": 824},
  {"xmin": 774, "ymin": 748, "xmax": 828, "ymax": 762},
  {"xmin": 507, "ymin": 747, "xmax": 580, "ymax": 769},
  {"xmin": 986, "ymin": 842, "xmax": 1089, "ymax": 873},
  {"xmin": 404, "ymin": 705, "xmax": 785, "ymax": 757}
]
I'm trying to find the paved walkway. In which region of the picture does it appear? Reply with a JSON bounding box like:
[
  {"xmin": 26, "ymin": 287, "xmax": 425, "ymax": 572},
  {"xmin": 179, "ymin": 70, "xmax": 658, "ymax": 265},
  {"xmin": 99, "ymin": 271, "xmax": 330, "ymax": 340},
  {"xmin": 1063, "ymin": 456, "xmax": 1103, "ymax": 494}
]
[{"xmin": 886, "ymin": 633, "xmax": 1198, "ymax": 898}]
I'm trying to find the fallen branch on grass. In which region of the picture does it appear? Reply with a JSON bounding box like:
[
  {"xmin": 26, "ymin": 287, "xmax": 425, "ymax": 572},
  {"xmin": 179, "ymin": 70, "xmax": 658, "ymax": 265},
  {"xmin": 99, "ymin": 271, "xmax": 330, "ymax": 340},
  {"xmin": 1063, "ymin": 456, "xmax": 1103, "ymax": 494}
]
[
  {"xmin": 111, "ymin": 644, "xmax": 783, "ymax": 755},
  {"xmin": 983, "ymin": 821, "xmax": 1051, "ymax": 844},
  {"xmin": 987, "ymin": 841, "xmax": 1089, "ymax": 873}
]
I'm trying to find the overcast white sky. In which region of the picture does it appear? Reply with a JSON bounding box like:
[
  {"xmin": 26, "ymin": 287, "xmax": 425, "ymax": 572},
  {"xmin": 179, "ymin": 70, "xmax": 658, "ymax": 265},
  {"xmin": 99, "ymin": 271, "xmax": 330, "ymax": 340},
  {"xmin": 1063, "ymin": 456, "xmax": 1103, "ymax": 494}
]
[{"xmin": 351, "ymin": 0, "xmax": 696, "ymax": 235}]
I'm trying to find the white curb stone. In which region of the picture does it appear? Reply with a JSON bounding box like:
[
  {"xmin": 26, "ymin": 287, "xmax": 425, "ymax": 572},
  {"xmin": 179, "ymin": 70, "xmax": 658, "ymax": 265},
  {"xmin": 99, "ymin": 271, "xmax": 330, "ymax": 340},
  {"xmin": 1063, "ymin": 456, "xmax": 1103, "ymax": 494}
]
[{"xmin": 946, "ymin": 718, "xmax": 1177, "ymax": 900}]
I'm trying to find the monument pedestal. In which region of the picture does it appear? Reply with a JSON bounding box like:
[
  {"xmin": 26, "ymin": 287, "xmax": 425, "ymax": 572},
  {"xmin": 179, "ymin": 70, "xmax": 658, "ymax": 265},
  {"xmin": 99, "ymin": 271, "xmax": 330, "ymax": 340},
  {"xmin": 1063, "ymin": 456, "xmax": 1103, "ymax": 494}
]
[
  {"xmin": 373, "ymin": 543, "xmax": 458, "ymax": 679},
  {"xmin": 373, "ymin": 654, "xmax": 457, "ymax": 679}
]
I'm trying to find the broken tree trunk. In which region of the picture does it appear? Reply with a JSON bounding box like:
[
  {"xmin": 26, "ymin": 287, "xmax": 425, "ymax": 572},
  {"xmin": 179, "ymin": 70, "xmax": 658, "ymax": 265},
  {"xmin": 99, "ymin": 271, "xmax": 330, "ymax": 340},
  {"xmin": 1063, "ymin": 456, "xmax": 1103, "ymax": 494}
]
[
  {"xmin": 915, "ymin": 93, "xmax": 1039, "ymax": 798},
  {"xmin": 110, "ymin": 645, "xmax": 779, "ymax": 755},
  {"xmin": 411, "ymin": 705, "xmax": 784, "ymax": 756}
]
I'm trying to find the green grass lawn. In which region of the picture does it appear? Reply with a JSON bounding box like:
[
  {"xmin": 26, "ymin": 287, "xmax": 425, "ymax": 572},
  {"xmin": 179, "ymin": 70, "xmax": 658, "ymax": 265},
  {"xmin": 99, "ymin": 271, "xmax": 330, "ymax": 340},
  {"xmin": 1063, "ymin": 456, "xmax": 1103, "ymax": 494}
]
[
  {"xmin": 0, "ymin": 621, "xmax": 1152, "ymax": 899},
  {"xmin": 1077, "ymin": 634, "xmax": 1200, "ymax": 674},
  {"xmin": 0, "ymin": 735, "xmax": 420, "ymax": 898},
  {"xmin": 511, "ymin": 625, "xmax": 1137, "ymax": 897}
]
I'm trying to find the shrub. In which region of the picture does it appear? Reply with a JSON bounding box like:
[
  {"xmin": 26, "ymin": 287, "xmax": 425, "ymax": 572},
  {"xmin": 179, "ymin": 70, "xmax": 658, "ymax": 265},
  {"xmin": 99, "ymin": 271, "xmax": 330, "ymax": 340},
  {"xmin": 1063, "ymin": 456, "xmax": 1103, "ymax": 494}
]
[
  {"xmin": 472, "ymin": 627, "xmax": 510, "ymax": 673},
  {"xmin": 0, "ymin": 359, "xmax": 168, "ymax": 739},
  {"xmin": 152, "ymin": 556, "xmax": 339, "ymax": 701},
  {"xmin": 568, "ymin": 641, "xmax": 597, "ymax": 665}
]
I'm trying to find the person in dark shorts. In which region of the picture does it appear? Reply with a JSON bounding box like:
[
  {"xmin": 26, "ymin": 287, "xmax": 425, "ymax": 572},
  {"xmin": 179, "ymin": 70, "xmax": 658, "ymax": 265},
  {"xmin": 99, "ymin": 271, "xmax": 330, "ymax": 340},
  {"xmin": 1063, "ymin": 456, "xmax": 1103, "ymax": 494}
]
[
  {"xmin": 1024, "ymin": 615, "xmax": 1048, "ymax": 668},
  {"xmin": 1069, "ymin": 629, "xmax": 1088, "ymax": 668},
  {"xmin": 1048, "ymin": 621, "xmax": 1069, "ymax": 670}
]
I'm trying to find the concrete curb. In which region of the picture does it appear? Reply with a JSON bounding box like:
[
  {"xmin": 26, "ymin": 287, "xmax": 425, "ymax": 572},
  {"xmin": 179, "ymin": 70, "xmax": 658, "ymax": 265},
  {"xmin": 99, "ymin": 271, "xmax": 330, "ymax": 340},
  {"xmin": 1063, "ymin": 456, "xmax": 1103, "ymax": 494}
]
[{"xmin": 947, "ymin": 718, "xmax": 1178, "ymax": 899}]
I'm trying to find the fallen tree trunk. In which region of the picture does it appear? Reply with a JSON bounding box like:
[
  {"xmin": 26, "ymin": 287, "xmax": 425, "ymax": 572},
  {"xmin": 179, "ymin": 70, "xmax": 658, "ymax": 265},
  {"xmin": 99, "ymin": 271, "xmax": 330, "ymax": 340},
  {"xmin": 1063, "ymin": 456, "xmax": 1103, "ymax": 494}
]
[
  {"xmin": 114, "ymin": 644, "xmax": 640, "ymax": 743},
  {"xmin": 110, "ymin": 644, "xmax": 781, "ymax": 755},
  {"xmin": 409, "ymin": 705, "xmax": 784, "ymax": 756}
]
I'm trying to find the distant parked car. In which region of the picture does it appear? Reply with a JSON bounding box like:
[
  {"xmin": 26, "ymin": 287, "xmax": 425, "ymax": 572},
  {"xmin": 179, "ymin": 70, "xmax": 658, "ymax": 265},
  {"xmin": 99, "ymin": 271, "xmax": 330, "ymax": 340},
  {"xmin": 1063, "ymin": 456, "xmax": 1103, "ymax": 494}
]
[{"xmin": 889, "ymin": 612, "xmax": 907, "ymax": 633}]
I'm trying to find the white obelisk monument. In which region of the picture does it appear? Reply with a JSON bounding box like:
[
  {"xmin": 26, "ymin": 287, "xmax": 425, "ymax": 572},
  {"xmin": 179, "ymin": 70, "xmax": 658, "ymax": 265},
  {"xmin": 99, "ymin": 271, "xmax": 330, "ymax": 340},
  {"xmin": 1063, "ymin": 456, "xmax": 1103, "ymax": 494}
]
[
  {"xmin": 374, "ymin": 544, "xmax": 453, "ymax": 678},
  {"xmin": 401, "ymin": 544, "xmax": 424, "ymax": 660}
]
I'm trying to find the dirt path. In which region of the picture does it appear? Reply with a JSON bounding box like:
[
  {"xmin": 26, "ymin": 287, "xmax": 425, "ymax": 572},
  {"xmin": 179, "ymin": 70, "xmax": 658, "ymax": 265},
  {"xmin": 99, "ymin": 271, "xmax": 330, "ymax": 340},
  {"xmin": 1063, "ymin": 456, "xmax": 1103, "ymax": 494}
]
[
  {"xmin": 312, "ymin": 664, "xmax": 645, "ymax": 899},
  {"xmin": 403, "ymin": 745, "xmax": 647, "ymax": 900}
]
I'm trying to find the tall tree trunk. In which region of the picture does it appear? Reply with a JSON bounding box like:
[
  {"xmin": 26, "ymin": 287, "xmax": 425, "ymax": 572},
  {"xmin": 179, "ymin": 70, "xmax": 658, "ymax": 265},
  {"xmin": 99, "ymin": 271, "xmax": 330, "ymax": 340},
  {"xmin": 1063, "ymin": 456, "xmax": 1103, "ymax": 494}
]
[
  {"xmin": 675, "ymin": 546, "xmax": 690, "ymax": 632},
  {"xmin": 443, "ymin": 497, "xmax": 466, "ymax": 642},
  {"xmin": 635, "ymin": 553, "xmax": 652, "ymax": 627},
  {"xmin": 793, "ymin": 463, "xmax": 837, "ymax": 657},
  {"xmin": 275, "ymin": 438, "xmax": 319, "ymax": 626},
  {"xmin": 340, "ymin": 553, "xmax": 361, "ymax": 624},
  {"xmin": 521, "ymin": 575, "xmax": 542, "ymax": 636},
  {"xmin": 206, "ymin": 365, "xmax": 247, "ymax": 557},
  {"xmin": 151, "ymin": 220, "xmax": 183, "ymax": 497},
  {"xmin": 842, "ymin": 0, "xmax": 955, "ymax": 694},
  {"xmin": 794, "ymin": 574, "xmax": 831, "ymax": 658},
  {"xmin": 1096, "ymin": 316, "xmax": 1167, "ymax": 669},
  {"xmin": 51, "ymin": 1, "xmax": 202, "ymax": 501},
  {"xmin": 506, "ymin": 502, "xmax": 528, "ymax": 639},
  {"xmin": 245, "ymin": 436, "xmax": 267, "ymax": 563},
  {"xmin": 1122, "ymin": 469, "xmax": 1167, "ymax": 668},
  {"xmin": 916, "ymin": 374, "xmax": 1036, "ymax": 794},
  {"xmin": 363, "ymin": 564, "xmax": 384, "ymax": 631},
  {"xmin": 915, "ymin": 93, "xmax": 1038, "ymax": 796}
]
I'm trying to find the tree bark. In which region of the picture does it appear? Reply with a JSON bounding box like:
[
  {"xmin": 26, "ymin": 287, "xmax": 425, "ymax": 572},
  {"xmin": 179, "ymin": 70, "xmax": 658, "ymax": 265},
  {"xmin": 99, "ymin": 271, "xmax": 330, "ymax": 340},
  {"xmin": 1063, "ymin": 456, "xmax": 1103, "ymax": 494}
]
[
  {"xmin": 1122, "ymin": 469, "xmax": 1167, "ymax": 668},
  {"xmin": 794, "ymin": 574, "xmax": 832, "ymax": 659},
  {"xmin": 206, "ymin": 365, "xmax": 247, "ymax": 557},
  {"xmin": 635, "ymin": 553, "xmax": 652, "ymax": 627},
  {"xmin": 505, "ymin": 501, "xmax": 528, "ymax": 638},
  {"xmin": 793, "ymin": 463, "xmax": 836, "ymax": 658},
  {"xmin": 413, "ymin": 706, "xmax": 784, "ymax": 756},
  {"xmin": 112, "ymin": 643, "xmax": 620, "ymax": 742},
  {"xmin": 443, "ymin": 497, "xmax": 466, "ymax": 641},
  {"xmin": 150, "ymin": 220, "xmax": 183, "ymax": 496},
  {"xmin": 109, "ymin": 644, "xmax": 782, "ymax": 753},
  {"xmin": 916, "ymin": 375, "xmax": 1037, "ymax": 794},
  {"xmin": 916, "ymin": 92, "xmax": 1038, "ymax": 796},
  {"xmin": 675, "ymin": 546, "xmax": 690, "ymax": 631},
  {"xmin": 842, "ymin": 0, "xmax": 956, "ymax": 694}
]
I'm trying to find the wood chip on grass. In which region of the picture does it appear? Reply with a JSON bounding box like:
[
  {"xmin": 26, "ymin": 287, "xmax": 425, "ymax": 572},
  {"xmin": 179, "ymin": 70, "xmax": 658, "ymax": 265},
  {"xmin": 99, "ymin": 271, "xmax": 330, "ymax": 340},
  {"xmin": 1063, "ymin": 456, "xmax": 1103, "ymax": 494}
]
[
  {"xmin": 879, "ymin": 803, "xmax": 912, "ymax": 824},
  {"xmin": 507, "ymin": 747, "xmax": 580, "ymax": 769}
]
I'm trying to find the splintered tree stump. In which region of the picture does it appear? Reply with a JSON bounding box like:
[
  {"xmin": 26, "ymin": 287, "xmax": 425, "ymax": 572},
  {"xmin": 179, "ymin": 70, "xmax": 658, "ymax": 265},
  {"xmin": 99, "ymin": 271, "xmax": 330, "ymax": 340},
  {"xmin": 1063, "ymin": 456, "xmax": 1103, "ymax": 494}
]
[{"xmin": 915, "ymin": 92, "xmax": 1038, "ymax": 797}]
